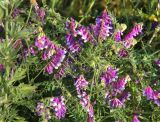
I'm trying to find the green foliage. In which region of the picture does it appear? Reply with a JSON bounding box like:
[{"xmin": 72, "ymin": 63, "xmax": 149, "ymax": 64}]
[{"xmin": 0, "ymin": 0, "xmax": 160, "ymax": 121}]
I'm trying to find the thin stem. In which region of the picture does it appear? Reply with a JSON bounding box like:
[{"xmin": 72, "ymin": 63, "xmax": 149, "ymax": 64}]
[
  {"xmin": 79, "ymin": 0, "xmax": 95, "ymax": 23},
  {"xmin": 5, "ymin": 3, "xmax": 9, "ymax": 43},
  {"xmin": 25, "ymin": 5, "xmax": 33, "ymax": 26},
  {"xmin": 149, "ymin": 25, "xmax": 160, "ymax": 44}
]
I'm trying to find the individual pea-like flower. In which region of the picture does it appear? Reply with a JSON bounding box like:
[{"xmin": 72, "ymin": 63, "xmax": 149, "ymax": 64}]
[
  {"xmin": 45, "ymin": 48, "xmax": 66, "ymax": 74},
  {"xmin": 35, "ymin": 35, "xmax": 51, "ymax": 50},
  {"xmin": 101, "ymin": 66, "xmax": 118, "ymax": 85},
  {"xmin": 87, "ymin": 103, "xmax": 94, "ymax": 118},
  {"xmin": 66, "ymin": 18, "xmax": 77, "ymax": 37},
  {"xmin": 54, "ymin": 67, "xmax": 66, "ymax": 79},
  {"xmin": 12, "ymin": 8, "xmax": 22, "ymax": 19},
  {"xmin": 34, "ymin": 4, "xmax": 45, "ymax": 22},
  {"xmin": 77, "ymin": 26, "xmax": 95, "ymax": 43},
  {"xmin": 51, "ymin": 48, "xmax": 66, "ymax": 69},
  {"xmin": 153, "ymin": 91, "xmax": 160, "ymax": 106},
  {"xmin": 143, "ymin": 86, "xmax": 154, "ymax": 100},
  {"xmin": 79, "ymin": 92, "xmax": 89, "ymax": 108},
  {"xmin": 45, "ymin": 63, "xmax": 54, "ymax": 74},
  {"xmin": 119, "ymin": 91, "xmax": 131, "ymax": 103},
  {"xmin": 75, "ymin": 75, "xmax": 88, "ymax": 92},
  {"xmin": 50, "ymin": 96, "xmax": 67, "ymax": 119},
  {"xmin": 93, "ymin": 10, "xmax": 113, "ymax": 41},
  {"xmin": 132, "ymin": 115, "xmax": 140, "ymax": 122},
  {"xmin": 124, "ymin": 23, "xmax": 143, "ymax": 48},
  {"xmin": 29, "ymin": 46, "xmax": 37, "ymax": 56},
  {"xmin": 109, "ymin": 98, "xmax": 123, "ymax": 108},
  {"xmin": 87, "ymin": 114, "xmax": 95, "ymax": 122},
  {"xmin": 66, "ymin": 33, "xmax": 81, "ymax": 53},
  {"xmin": 42, "ymin": 43, "xmax": 56, "ymax": 60},
  {"xmin": 112, "ymin": 77, "xmax": 127, "ymax": 92},
  {"xmin": 118, "ymin": 48, "xmax": 128, "ymax": 58},
  {"xmin": 36, "ymin": 102, "xmax": 45, "ymax": 116},
  {"xmin": 155, "ymin": 59, "xmax": 160, "ymax": 67},
  {"xmin": 114, "ymin": 30, "xmax": 123, "ymax": 42}
]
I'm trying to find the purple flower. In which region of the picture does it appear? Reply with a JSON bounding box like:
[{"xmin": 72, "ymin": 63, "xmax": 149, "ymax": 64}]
[
  {"xmin": 34, "ymin": 5, "xmax": 45, "ymax": 22},
  {"xmin": 45, "ymin": 48, "xmax": 66, "ymax": 74},
  {"xmin": 114, "ymin": 30, "xmax": 123, "ymax": 42},
  {"xmin": 112, "ymin": 77, "xmax": 127, "ymax": 92},
  {"xmin": 87, "ymin": 103, "xmax": 94, "ymax": 117},
  {"xmin": 87, "ymin": 114, "xmax": 95, "ymax": 122},
  {"xmin": 45, "ymin": 64, "xmax": 53, "ymax": 74},
  {"xmin": 101, "ymin": 66, "xmax": 118, "ymax": 85},
  {"xmin": 36, "ymin": 102, "xmax": 45, "ymax": 116},
  {"xmin": 50, "ymin": 48, "xmax": 66, "ymax": 69},
  {"xmin": 75, "ymin": 75, "xmax": 88, "ymax": 92},
  {"xmin": 78, "ymin": 92, "xmax": 94, "ymax": 118},
  {"xmin": 124, "ymin": 23, "xmax": 143, "ymax": 48},
  {"xmin": 79, "ymin": 92, "xmax": 89, "ymax": 107},
  {"xmin": 35, "ymin": 36, "xmax": 51, "ymax": 50},
  {"xmin": 118, "ymin": 48, "xmax": 128, "ymax": 58},
  {"xmin": 36, "ymin": 102, "xmax": 51, "ymax": 120},
  {"xmin": 77, "ymin": 26, "xmax": 95, "ymax": 43},
  {"xmin": 66, "ymin": 18, "xmax": 77, "ymax": 37},
  {"xmin": 29, "ymin": 46, "xmax": 37, "ymax": 56},
  {"xmin": 54, "ymin": 67, "xmax": 66, "ymax": 79},
  {"xmin": 153, "ymin": 91, "xmax": 160, "ymax": 106},
  {"xmin": 155, "ymin": 59, "xmax": 160, "ymax": 67},
  {"xmin": 42, "ymin": 43, "xmax": 56, "ymax": 60},
  {"xmin": 119, "ymin": 91, "xmax": 131, "ymax": 103},
  {"xmin": 132, "ymin": 115, "xmax": 140, "ymax": 122},
  {"xmin": 12, "ymin": 8, "xmax": 22, "ymax": 18},
  {"xmin": 143, "ymin": 86, "xmax": 154, "ymax": 100},
  {"xmin": 0, "ymin": 64, "xmax": 5, "ymax": 72},
  {"xmin": 109, "ymin": 98, "xmax": 123, "ymax": 108},
  {"xmin": 66, "ymin": 33, "xmax": 81, "ymax": 53},
  {"xmin": 93, "ymin": 10, "xmax": 113, "ymax": 41},
  {"xmin": 50, "ymin": 96, "xmax": 67, "ymax": 119},
  {"xmin": 74, "ymin": 75, "xmax": 94, "ymax": 118}
]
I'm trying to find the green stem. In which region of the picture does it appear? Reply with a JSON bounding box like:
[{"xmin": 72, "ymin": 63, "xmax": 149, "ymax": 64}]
[
  {"xmin": 149, "ymin": 26, "xmax": 160, "ymax": 44},
  {"xmin": 79, "ymin": 0, "xmax": 95, "ymax": 23},
  {"xmin": 5, "ymin": 3, "xmax": 9, "ymax": 43},
  {"xmin": 25, "ymin": 5, "xmax": 33, "ymax": 26}
]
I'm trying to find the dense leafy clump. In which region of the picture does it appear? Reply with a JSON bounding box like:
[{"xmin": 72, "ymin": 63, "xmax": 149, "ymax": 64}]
[{"xmin": 0, "ymin": 0, "xmax": 160, "ymax": 122}]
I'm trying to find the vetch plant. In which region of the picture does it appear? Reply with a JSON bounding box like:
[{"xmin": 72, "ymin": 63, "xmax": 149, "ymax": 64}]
[{"xmin": 0, "ymin": 0, "xmax": 160, "ymax": 121}]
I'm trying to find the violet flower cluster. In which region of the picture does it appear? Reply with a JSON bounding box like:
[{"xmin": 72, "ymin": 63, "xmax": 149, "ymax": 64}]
[
  {"xmin": 114, "ymin": 23, "xmax": 143, "ymax": 58},
  {"xmin": 35, "ymin": 34, "xmax": 66, "ymax": 74},
  {"xmin": 74, "ymin": 75, "xmax": 94, "ymax": 119},
  {"xmin": 124, "ymin": 23, "xmax": 143, "ymax": 48},
  {"xmin": 36, "ymin": 96, "xmax": 67, "ymax": 120},
  {"xmin": 50, "ymin": 96, "xmax": 67, "ymax": 119},
  {"xmin": 34, "ymin": 3, "xmax": 45, "ymax": 22},
  {"xmin": 65, "ymin": 18, "xmax": 94, "ymax": 53},
  {"xmin": 65, "ymin": 10, "xmax": 113, "ymax": 53},
  {"xmin": 143, "ymin": 86, "xmax": 160, "ymax": 106},
  {"xmin": 92, "ymin": 10, "xmax": 113, "ymax": 41},
  {"xmin": 101, "ymin": 66, "xmax": 131, "ymax": 108}
]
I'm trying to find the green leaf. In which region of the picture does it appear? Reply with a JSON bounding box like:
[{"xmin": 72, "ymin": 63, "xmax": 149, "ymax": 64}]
[{"xmin": 8, "ymin": 67, "xmax": 26, "ymax": 85}]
